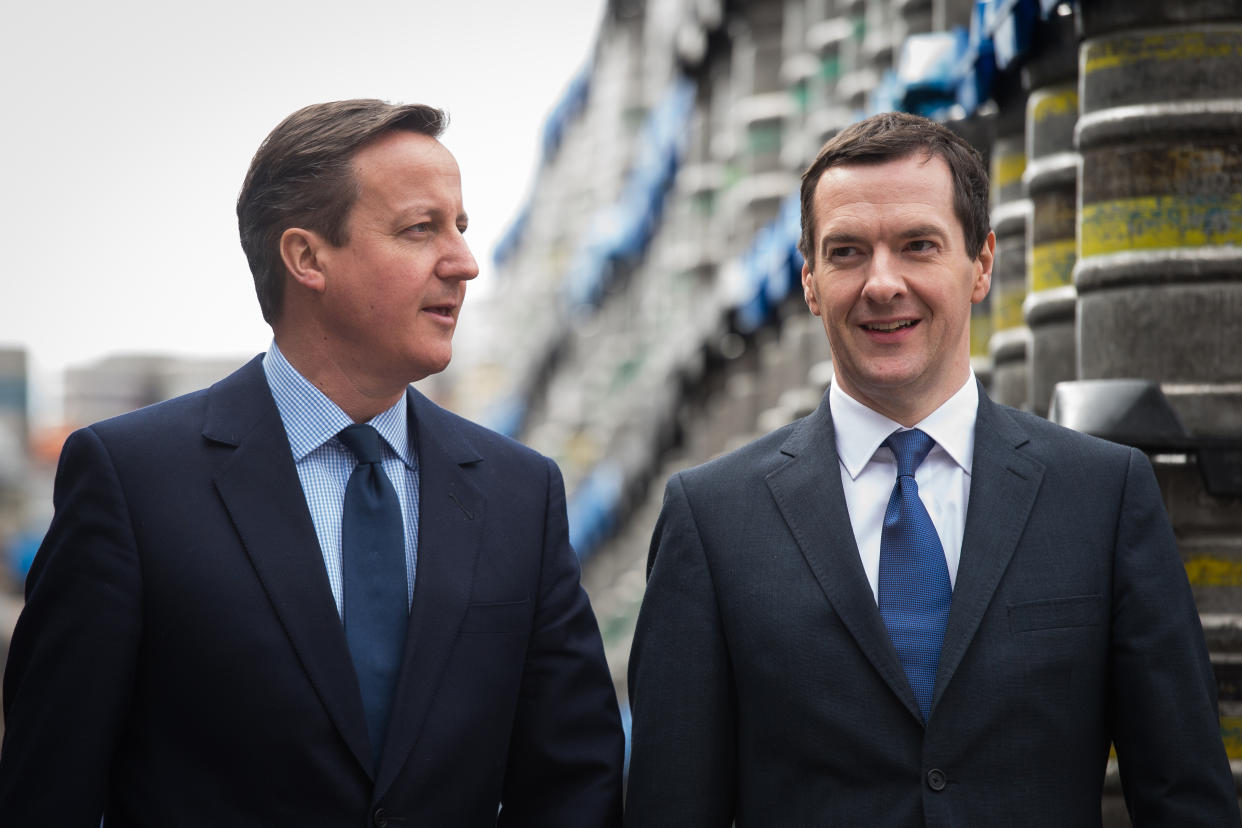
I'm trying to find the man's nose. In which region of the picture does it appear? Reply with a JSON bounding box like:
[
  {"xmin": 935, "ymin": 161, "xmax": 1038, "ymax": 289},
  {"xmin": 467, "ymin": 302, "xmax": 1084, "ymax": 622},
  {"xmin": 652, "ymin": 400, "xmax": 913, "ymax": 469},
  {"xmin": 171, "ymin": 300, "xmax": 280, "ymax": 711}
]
[
  {"xmin": 861, "ymin": 248, "xmax": 907, "ymax": 302},
  {"xmin": 441, "ymin": 232, "xmax": 480, "ymax": 281}
]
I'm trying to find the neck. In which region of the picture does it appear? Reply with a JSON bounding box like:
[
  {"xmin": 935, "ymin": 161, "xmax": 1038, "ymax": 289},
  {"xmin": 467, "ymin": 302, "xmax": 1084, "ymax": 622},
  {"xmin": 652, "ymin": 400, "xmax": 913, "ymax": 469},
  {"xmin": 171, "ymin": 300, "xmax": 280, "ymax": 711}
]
[
  {"xmin": 273, "ymin": 329, "xmax": 407, "ymax": 423},
  {"xmin": 836, "ymin": 370, "xmax": 972, "ymax": 429}
]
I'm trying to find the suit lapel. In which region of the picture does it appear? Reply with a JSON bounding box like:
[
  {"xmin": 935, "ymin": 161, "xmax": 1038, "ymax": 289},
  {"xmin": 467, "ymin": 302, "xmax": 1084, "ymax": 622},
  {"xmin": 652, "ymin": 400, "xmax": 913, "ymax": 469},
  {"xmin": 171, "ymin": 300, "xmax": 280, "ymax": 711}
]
[
  {"xmin": 205, "ymin": 357, "xmax": 372, "ymax": 774},
  {"xmin": 932, "ymin": 389, "xmax": 1046, "ymax": 711},
  {"xmin": 375, "ymin": 389, "xmax": 485, "ymax": 798},
  {"xmin": 766, "ymin": 395, "xmax": 923, "ymax": 722}
]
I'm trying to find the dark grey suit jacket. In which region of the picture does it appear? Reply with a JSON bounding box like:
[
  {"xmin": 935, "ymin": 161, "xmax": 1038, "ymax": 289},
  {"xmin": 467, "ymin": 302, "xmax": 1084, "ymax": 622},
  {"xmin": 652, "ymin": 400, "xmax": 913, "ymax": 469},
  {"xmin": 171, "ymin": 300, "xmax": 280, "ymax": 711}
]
[
  {"xmin": 626, "ymin": 386, "xmax": 1237, "ymax": 827},
  {"xmin": 1, "ymin": 356, "xmax": 624, "ymax": 827}
]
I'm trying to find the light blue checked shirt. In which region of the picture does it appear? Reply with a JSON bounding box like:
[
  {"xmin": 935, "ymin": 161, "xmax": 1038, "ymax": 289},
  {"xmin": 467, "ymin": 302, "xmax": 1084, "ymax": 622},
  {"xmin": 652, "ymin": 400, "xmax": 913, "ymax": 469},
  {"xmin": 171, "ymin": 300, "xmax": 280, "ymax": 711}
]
[{"xmin": 262, "ymin": 342, "xmax": 419, "ymax": 617}]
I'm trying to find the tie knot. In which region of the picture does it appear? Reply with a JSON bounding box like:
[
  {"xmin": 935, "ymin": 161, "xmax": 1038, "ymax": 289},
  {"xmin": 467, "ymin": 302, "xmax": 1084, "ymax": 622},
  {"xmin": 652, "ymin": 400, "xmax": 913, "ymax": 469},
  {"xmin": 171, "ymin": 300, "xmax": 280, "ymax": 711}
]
[
  {"xmin": 884, "ymin": 428, "xmax": 935, "ymax": 478},
  {"xmin": 338, "ymin": 423, "xmax": 384, "ymax": 465}
]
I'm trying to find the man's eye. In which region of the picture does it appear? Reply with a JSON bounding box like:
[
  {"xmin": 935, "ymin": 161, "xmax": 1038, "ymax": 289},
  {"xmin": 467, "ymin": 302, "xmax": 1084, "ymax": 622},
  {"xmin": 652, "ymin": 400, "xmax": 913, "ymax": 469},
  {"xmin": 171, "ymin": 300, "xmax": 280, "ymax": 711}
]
[
  {"xmin": 830, "ymin": 246, "xmax": 859, "ymax": 259},
  {"xmin": 908, "ymin": 240, "xmax": 935, "ymax": 252},
  {"xmin": 406, "ymin": 223, "xmax": 432, "ymax": 234}
]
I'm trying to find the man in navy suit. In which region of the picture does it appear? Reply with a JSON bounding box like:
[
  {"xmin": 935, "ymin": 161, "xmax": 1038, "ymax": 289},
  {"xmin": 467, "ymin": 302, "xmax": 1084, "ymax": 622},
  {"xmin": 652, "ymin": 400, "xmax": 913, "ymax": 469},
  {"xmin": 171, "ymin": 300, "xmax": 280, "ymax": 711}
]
[
  {"xmin": 625, "ymin": 112, "xmax": 1238, "ymax": 826},
  {"xmin": 1, "ymin": 100, "xmax": 624, "ymax": 826}
]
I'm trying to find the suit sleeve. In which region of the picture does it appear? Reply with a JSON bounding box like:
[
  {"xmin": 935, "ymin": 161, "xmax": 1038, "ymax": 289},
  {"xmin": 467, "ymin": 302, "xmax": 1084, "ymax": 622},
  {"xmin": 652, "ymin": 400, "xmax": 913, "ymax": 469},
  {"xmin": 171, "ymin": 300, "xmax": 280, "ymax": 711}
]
[
  {"xmin": 498, "ymin": 456, "xmax": 624, "ymax": 828},
  {"xmin": 1108, "ymin": 447, "xmax": 1241, "ymax": 825},
  {"xmin": 0, "ymin": 427, "xmax": 143, "ymax": 825},
  {"xmin": 625, "ymin": 473, "xmax": 737, "ymax": 827}
]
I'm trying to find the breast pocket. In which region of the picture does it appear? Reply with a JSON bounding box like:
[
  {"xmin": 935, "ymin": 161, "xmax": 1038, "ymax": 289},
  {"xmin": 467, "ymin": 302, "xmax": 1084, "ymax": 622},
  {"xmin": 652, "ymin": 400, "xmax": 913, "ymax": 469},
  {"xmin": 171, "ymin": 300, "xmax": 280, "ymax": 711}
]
[
  {"xmin": 460, "ymin": 598, "xmax": 531, "ymax": 634},
  {"xmin": 1008, "ymin": 594, "xmax": 1104, "ymax": 634}
]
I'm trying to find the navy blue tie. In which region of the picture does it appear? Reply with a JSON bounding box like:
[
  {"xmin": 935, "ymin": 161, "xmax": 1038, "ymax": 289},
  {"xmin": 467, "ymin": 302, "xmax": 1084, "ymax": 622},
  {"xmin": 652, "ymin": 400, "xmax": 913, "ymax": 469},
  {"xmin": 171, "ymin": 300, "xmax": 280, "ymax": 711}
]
[
  {"xmin": 878, "ymin": 428, "xmax": 951, "ymax": 722},
  {"xmin": 338, "ymin": 423, "xmax": 408, "ymax": 765}
]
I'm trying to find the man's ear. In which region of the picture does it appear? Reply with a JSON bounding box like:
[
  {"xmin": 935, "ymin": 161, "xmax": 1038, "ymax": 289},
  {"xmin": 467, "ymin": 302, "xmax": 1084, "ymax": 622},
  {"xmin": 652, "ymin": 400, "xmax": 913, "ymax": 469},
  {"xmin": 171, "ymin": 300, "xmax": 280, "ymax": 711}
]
[
  {"xmin": 971, "ymin": 230, "xmax": 996, "ymax": 305},
  {"xmin": 802, "ymin": 260, "xmax": 822, "ymax": 317},
  {"xmin": 279, "ymin": 227, "xmax": 328, "ymax": 294}
]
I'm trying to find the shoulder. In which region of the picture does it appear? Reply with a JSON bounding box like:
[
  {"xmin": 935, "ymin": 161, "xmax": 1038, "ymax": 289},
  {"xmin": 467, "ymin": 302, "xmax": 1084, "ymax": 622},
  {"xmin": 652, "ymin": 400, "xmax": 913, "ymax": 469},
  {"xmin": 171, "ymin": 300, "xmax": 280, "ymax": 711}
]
[
  {"xmin": 981, "ymin": 398, "xmax": 1147, "ymax": 501},
  {"xmin": 77, "ymin": 356, "xmax": 265, "ymax": 455},
  {"xmin": 988, "ymin": 398, "xmax": 1137, "ymax": 466},
  {"xmin": 675, "ymin": 419, "xmax": 805, "ymax": 495},
  {"xmin": 84, "ymin": 387, "xmax": 211, "ymax": 448},
  {"xmin": 410, "ymin": 388, "xmax": 550, "ymax": 471}
]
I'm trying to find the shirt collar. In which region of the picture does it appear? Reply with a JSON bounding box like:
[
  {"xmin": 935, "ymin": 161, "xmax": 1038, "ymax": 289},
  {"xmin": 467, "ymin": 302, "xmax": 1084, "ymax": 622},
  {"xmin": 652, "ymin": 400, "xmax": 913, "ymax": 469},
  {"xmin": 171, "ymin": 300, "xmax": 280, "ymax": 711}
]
[
  {"xmin": 262, "ymin": 341, "xmax": 414, "ymax": 468},
  {"xmin": 829, "ymin": 372, "xmax": 978, "ymax": 480}
]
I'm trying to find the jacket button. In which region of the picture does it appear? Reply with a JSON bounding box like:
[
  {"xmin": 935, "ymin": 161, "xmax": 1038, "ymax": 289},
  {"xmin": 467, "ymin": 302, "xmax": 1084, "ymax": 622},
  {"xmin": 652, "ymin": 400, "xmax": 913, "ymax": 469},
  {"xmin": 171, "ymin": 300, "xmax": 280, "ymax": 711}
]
[
  {"xmin": 373, "ymin": 808, "xmax": 388, "ymax": 828},
  {"xmin": 927, "ymin": 768, "xmax": 947, "ymax": 791}
]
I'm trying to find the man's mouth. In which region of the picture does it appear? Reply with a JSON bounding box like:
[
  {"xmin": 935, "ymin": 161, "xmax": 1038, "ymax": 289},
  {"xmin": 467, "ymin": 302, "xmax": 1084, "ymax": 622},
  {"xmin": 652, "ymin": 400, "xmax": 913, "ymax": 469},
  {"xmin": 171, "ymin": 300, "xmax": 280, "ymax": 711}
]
[
  {"xmin": 425, "ymin": 305, "xmax": 456, "ymax": 318},
  {"xmin": 863, "ymin": 320, "xmax": 917, "ymax": 333}
]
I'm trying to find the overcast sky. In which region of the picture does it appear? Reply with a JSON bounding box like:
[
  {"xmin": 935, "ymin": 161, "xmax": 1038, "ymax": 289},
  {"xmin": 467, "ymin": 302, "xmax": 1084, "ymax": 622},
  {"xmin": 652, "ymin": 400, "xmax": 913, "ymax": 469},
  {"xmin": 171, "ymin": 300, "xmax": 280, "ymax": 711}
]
[{"xmin": 1, "ymin": 1, "xmax": 605, "ymax": 422}]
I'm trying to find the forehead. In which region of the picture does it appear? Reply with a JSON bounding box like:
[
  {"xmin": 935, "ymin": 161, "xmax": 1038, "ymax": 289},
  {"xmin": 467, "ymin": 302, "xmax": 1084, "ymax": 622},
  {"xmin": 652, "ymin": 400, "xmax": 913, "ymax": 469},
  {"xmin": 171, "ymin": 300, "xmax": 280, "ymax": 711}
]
[
  {"xmin": 351, "ymin": 131, "xmax": 463, "ymax": 208},
  {"xmin": 811, "ymin": 153, "xmax": 956, "ymax": 230}
]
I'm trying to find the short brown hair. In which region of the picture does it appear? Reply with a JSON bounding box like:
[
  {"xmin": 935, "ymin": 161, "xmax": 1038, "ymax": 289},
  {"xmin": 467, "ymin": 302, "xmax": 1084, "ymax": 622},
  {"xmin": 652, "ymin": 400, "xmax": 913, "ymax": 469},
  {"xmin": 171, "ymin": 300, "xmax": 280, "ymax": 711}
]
[
  {"xmin": 798, "ymin": 111, "xmax": 990, "ymax": 267},
  {"xmin": 237, "ymin": 99, "xmax": 447, "ymax": 324}
]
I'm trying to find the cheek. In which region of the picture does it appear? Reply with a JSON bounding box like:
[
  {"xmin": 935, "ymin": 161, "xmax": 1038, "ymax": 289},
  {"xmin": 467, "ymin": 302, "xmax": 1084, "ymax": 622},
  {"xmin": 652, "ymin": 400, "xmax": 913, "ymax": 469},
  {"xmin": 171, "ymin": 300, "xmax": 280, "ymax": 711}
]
[{"xmin": 821, "ymin": 284, "xmax": 856, "ymax": 320}]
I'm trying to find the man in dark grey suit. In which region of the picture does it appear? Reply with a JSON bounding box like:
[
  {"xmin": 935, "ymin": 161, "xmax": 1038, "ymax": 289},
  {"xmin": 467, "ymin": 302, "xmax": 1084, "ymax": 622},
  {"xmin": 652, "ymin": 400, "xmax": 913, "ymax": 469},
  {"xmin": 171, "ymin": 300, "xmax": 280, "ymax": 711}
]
[{"xmin": 624, "ymin": 112, "xmax": 1238, "ymax": 826}]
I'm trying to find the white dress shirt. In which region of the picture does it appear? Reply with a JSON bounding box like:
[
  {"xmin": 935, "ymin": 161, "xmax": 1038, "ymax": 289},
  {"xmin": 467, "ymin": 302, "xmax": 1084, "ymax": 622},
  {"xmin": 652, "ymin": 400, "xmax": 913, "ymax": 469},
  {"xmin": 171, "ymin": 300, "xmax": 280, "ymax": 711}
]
[{"xmin": 829, "ymin": 375, "xmax": 978, "ymax": 603}]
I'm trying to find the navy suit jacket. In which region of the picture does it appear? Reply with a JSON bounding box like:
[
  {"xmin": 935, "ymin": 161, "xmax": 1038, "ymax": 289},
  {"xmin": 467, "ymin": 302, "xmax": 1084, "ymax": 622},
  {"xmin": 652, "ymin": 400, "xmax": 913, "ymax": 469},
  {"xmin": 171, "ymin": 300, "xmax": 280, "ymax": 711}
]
[
  {"xmin": 1, "ymin": 356, "xmax": 624, "ymax": 827},
  {"xmin": 626, "ymin": 386, "xmax": 1237, "ymax": 827}
]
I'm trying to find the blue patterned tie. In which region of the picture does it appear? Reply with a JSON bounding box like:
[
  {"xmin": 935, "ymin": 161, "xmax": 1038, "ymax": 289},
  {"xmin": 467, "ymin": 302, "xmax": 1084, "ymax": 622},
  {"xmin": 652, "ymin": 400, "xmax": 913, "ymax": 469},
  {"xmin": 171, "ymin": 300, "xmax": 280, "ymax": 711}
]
[
  {"xmin": 878, "ymin": 428, "xmax": 951, "ymax": 722},
  {"xmin": 338, "ymin": 423, "xmax": 408, "ymax": 765}
]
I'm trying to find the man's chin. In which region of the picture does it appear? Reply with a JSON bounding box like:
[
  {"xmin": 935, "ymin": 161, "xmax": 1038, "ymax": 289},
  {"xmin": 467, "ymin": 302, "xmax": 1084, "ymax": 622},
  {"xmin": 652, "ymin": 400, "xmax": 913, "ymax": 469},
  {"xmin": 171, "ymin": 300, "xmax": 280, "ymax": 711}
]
[
  {"xmin": 848, "ymin": 362, "xmax": 924, "ymax": 392},
  {"xmin": 407, "ymin": 351, "xmax": 453, "ymax": 383}
]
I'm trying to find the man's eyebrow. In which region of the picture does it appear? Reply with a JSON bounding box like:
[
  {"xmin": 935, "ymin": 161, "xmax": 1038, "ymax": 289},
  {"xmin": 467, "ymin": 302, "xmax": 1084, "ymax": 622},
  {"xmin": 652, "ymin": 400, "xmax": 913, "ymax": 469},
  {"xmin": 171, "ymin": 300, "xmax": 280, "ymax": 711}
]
[
  {"xmin": 897, "ymin": 224, "xmax": 949, "ymax": 240},
  {"xmin": 395, "ymin": 205, "xmax": 469, "ymax": 225},
  {"xmin": 821, "ymin": 231, "xmax": 867, "ymax": 245},
  {"xmin": 819, "ymin": 232, "xmax": 867, "ymax": 256}
]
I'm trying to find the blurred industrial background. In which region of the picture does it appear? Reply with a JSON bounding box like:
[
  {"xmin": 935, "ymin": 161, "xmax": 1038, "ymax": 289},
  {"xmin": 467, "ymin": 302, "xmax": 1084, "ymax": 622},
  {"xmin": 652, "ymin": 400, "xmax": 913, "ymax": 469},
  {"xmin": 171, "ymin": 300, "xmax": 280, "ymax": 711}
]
[{"xmin": 1, "ymin": 0, "xmax": 1239, "ymax": 820}]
